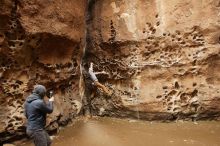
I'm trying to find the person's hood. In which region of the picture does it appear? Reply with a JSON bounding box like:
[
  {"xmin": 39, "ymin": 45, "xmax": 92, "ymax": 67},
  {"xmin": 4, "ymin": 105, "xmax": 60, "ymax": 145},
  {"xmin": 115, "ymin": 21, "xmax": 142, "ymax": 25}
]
[
  {"xmin": 26, "ymin": 85, "xmax": 46, "ymax": 103},
  {"xmin": 33, "ymin": 84, "xmax": 46, "ymax": 97},
  {"xmin": 26, "ymin": 93, "xmax": 40, "ymax": 103},
  {"xmin": 32, "ymin": 85, "xmax": 46, "ymax": 98}
]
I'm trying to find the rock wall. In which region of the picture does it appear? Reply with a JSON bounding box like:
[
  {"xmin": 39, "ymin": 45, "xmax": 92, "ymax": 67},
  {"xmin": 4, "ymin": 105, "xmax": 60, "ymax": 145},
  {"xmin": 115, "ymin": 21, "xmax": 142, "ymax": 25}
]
[
  {"xmin": 0, "ymin": 0, "xmax": 220, "ymax": 144},
  {"xmin": 84, "ymin": 0, "xmax": 220, "ymax": 120},
  {"xmin": 0, "ymin": 0, "xmax": 86, "ymax": 143}
]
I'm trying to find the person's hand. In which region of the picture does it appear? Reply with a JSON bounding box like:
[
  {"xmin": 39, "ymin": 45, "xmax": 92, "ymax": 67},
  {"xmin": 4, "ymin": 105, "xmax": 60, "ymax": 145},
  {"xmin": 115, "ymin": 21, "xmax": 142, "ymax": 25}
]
[
  {"xmin": 49, "ymin": 96, "xmax": 54, "ymax": 102},
  {"xmin": 90, "ymin": 62, "xmax": 94, "ymax": 68},
  {"xmin": 89, "ymin": 62, "xmax": 94, "ymax": 72},
  {"xmin": 101, "ymin": 71, "xmax": 109, "ymax": 75}
]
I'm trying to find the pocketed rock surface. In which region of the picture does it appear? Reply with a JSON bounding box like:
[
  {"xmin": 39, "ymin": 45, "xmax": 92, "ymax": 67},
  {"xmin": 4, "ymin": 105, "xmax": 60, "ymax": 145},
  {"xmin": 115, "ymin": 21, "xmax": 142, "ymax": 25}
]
[
  {"xmin": 0, "ymin": 0, "xmax": 220, "ymax": 143},
  {"xmin": 0, "ymin": 0, "xmax": 86, "ymax": 143},
  {"xmin": 84, "ymin": 0, "xmax": 220, "ymax": 120}
]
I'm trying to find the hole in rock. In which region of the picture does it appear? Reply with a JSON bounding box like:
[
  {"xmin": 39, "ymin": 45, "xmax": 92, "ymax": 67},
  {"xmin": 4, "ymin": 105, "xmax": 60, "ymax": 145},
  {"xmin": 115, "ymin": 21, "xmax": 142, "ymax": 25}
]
[
  {"xmin": 162, "ymin": 86, "xmax": 168, "ymax": 89},
  {"xmin": 73, "ymin": 62, "xmax": 78, "ymax": 67},
  {"xmin": 168, "ymin": 102, "xmax": 173, "ymax": 106},
  {"xmin": 19, "ymin": 42, "xmax": 23, "ymax": 46},
  {"xmin": 8, "ymin": 42, "xmax": 15, "ymax": 47},
  {"xmin": 156, "ymin": 21, "xmax": 160, "ymax": 26},
  {"xmin": 156, "ymin": 95, "xmax": 162, "ymax": 99},
  {"xmin": 180, "ymin": 94, "xmax": 188, "ymax": 102},
  {"xmin": 174, "ymin": 81, "xmax": 180, "ymax": 89},
  {"xmin": 167, "ymin": 107, "xmax": 172, "ymax": 111},
  {"xmin": 193, "ymin": 83, "xmax": 197, "ymax": 87},
  {"xmin": 191, "ymin": 89, "xmax": 198, "ymax": 97},
  {"xmin": 15, "ymin": 80, "xmax": 23, "ymax": 85}
]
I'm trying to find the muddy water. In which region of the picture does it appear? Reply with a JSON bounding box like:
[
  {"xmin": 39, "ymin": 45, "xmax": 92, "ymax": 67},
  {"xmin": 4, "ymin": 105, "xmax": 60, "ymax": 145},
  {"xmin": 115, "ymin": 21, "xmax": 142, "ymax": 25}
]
[{"xmin": 21, "ymin": 117, "xmax": 220, "ymax": 146}]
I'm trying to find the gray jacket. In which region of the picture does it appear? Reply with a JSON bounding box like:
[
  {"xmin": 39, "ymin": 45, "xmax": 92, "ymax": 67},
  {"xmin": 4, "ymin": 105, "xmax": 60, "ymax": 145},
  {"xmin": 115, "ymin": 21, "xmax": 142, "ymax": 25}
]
[{"xmin": 24, "ymin": 85, "xmax": 53, "ymax": 131}]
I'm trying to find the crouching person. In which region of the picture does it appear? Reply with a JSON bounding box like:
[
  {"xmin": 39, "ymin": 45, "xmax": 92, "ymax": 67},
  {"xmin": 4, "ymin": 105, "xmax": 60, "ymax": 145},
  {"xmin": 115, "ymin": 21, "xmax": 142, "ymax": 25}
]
[{"xmin": 24, "ymin": 85, "xmax": 54, "ymax": 146}]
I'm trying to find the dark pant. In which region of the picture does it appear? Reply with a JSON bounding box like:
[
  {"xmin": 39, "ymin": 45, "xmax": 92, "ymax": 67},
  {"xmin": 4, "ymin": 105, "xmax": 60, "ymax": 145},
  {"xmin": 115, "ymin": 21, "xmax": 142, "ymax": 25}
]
[{"xmin": 27, "ymin": 129, "xmax": 51, "ymax": 146}]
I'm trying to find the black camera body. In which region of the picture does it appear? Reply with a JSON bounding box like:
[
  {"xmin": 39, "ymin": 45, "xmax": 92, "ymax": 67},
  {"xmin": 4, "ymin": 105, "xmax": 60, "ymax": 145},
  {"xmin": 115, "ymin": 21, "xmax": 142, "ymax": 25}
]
[
  {"xmin": 46, "ymin": 90, "xmax": 54, "ymax": 98},
  {"xmin": 49, "ymin": 91, "xmax": 53, "ymax": 98}
]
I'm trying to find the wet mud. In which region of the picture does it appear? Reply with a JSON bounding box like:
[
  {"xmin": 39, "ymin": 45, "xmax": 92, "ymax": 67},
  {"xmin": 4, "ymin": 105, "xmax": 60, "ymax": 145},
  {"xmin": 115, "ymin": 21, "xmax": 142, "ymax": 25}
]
[{"xmin": 21, "ymin": 117, "xmax": 220, "ymax": 146}]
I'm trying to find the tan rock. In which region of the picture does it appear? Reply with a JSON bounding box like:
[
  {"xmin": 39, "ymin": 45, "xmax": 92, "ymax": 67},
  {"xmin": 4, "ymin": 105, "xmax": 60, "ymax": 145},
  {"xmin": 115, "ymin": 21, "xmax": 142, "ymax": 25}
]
[
  {"xmin": 0, "ymin": 0, "xmax": 86, "ymax": 142},
  {"xmin": 85, "ymin": 0, "xmax": 220, "ymax": 120}
]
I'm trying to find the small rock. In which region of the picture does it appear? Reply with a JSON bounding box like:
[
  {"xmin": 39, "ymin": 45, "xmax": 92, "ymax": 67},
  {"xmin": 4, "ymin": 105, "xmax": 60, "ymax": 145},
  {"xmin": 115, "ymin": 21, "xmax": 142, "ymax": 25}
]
[
  {"xmin": 193, "ymin": 121, "xmax": 198, "ymax": 124},
  {"xmin": 128, "ymin": 119, "xmax": 137, "ymax": 123},
  {"xmin": 99, "ymin": 107, "xmax": 105, "ymax": 115},
  {"xmin": 3, "ymin": 144, "xmax": 16, "ymax": 146}
]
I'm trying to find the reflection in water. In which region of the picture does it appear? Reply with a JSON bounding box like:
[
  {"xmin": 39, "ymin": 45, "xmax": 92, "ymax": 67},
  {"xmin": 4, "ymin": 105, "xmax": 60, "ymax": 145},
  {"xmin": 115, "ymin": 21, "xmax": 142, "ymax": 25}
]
[{"xmin": 22, "ymin": 117, "xmax": 220, "ymax": 146}]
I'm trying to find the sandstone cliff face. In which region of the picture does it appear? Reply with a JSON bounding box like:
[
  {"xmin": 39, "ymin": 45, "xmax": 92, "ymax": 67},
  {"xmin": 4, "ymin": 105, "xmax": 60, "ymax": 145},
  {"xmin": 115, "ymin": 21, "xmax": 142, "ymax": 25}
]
[
  {"xmin": 0, "ymin": 0, "xmax": 220, "ymax": 144},
  {"xmin": 85, "ymin": 0, "xmax": 220, "ymax": 120},
  {"xmin": 0, "ymin": 0, "xmax": 86, "ymax": 143}
]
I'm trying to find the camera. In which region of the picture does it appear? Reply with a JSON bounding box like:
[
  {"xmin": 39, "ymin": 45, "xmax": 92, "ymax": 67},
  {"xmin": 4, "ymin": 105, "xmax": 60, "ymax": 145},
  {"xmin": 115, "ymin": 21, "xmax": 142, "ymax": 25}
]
[
  {"xmin": 46, "ymin": 90, "xmax": 54, "ymax": 98},
  {"xmin": 49, "ymin": 91, "xmax": 53, "ymax": 98}
]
